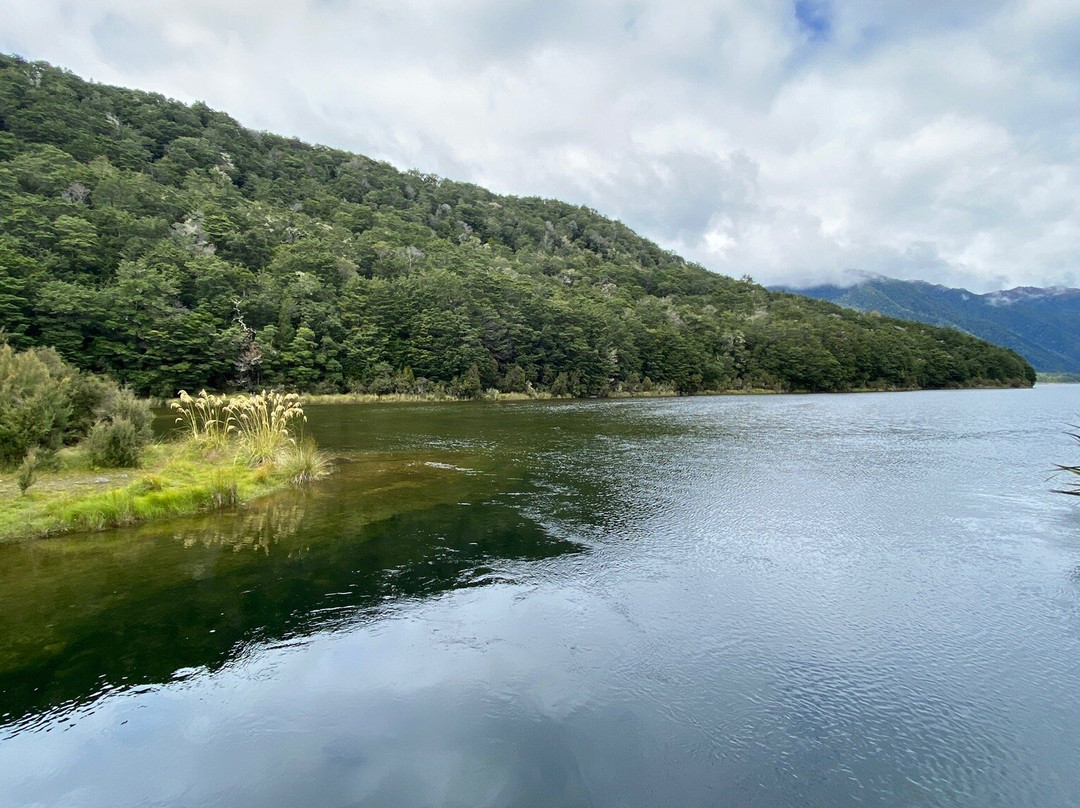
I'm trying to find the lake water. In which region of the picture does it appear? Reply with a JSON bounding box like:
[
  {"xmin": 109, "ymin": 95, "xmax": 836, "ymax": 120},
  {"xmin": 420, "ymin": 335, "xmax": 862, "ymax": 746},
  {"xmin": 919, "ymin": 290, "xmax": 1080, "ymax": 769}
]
[{"xmin": 2, "ymin": 387, "xmax": 1080, "ymax": 807}]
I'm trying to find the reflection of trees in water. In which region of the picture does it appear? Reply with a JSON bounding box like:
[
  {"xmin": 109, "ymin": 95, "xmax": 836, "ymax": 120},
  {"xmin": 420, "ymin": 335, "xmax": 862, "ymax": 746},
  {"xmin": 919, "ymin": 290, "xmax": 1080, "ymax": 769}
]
[{"xmin": 1, "ymin": 500, "xmax": 582, "ymax": 725}]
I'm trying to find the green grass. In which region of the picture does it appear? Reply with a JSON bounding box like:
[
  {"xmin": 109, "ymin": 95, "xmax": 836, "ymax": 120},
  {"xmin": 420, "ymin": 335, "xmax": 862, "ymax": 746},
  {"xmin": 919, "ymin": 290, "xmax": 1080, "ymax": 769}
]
[{"xmin": 0, "ymin": 439, "xmax": 328, "ymax": 543}]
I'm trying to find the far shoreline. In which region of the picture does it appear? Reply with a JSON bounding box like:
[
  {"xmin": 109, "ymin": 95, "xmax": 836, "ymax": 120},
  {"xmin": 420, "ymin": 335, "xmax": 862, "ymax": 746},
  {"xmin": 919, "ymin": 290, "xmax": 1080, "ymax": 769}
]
[{"xmin": 294, "ymin": 380, "xmax": 1034, "ymax": 408}]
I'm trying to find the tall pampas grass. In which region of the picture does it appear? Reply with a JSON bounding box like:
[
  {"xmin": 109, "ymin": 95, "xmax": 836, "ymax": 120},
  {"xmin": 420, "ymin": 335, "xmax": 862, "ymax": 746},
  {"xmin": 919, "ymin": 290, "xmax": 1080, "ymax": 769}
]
[
  {"xmin": 224, "ymin": 390, "xmax": 307, "ymax": 465},
  {"xmin": 170, "ymin": 389, "xmax": 329, "ymax": 484},
  {"xmin": 171, "ymin": 390, "xmax": 230, "ymax": 446}
]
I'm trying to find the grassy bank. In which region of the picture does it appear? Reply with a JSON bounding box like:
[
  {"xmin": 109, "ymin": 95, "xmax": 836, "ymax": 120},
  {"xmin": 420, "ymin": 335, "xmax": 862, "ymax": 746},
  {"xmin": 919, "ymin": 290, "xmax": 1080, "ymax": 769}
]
[
  {"xmin": 0, "ymin": 390, "xmax": 331, "ymax": 543},
  {"xmin": 0, "ymin": 440, "xmax": 315, "ymax": 543},
  {"xmin": 1037, "ymin": 373, "xmax": 1080, "ymax": 384}
]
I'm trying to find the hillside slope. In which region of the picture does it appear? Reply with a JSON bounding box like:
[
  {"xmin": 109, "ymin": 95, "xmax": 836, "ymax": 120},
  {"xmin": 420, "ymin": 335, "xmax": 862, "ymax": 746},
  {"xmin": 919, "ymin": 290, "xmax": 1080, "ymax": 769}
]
[
  {"xmin": 0, "ymin": 55, "xmax": 1035, "ymax": 396},
  {"xmin": 778, "ymin": 275, "xmax": 1080, "ymax": 373}
]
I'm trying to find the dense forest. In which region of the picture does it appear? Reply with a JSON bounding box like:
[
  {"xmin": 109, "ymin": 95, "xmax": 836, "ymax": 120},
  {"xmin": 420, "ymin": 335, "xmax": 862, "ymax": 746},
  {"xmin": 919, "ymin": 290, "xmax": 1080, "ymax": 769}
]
[{"xmin": 0, "ymin": 55, "xmax": 1036, "ymax": 397}]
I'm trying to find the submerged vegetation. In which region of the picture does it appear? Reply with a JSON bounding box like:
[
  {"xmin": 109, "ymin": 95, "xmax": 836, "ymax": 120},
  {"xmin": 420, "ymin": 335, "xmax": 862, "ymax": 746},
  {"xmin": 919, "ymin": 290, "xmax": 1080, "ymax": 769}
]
[
  {"xmin": 0, "ymin": 348, "xmax": 331, "ymax": 542},
  {"xmin": 0, "ymin": 54, "xmax": 1036, "ymax": 397}
]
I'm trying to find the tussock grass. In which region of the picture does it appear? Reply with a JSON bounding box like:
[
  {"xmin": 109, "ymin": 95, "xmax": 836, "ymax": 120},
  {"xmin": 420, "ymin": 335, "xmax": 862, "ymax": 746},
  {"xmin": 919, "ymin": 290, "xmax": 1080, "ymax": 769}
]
[
  {"xmin": 280, "ymin": 434, "xmax": 332, "ymax": 485},
  {"xmin": 172, "ymin": 389, "xmax": 231, "ymax": 446},
  {"xmin": 172, "ymin": 389, "xmax": 312, "ymax": 464},
  {"xmin": 225, "ymin": 390, "xmax": 306, "ymax": 465}
]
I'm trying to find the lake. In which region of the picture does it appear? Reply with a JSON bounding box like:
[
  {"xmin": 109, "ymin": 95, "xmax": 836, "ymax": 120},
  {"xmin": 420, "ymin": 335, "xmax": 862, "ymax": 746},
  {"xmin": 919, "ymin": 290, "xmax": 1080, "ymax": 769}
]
[{"xmin": 2, "ymin": 387, "xmax": 1080, "ymax": 807}]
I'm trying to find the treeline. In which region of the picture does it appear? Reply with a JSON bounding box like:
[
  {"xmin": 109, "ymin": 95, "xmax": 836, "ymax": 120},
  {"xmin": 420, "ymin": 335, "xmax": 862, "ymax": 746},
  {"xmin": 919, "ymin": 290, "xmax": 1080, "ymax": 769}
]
[{"xmin": 0, "ymin": 55, "xmax": 1036, "ymax": 396}]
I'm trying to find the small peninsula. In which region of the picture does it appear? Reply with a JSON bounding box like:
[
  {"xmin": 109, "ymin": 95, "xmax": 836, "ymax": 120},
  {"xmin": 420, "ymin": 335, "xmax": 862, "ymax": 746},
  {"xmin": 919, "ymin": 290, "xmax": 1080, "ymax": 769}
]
[{"xmin": 0, "ymin": 343, "xmax": 329, "ymax": 542}]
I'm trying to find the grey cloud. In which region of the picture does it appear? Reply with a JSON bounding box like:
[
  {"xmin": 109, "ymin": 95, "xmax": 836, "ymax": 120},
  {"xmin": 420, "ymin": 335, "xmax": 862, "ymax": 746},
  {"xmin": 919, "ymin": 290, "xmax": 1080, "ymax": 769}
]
[
  {"xmin": 590, "ymin": 149, "xmax": 762, "ymax": 246},
  {"xmin": 91, "ymin": 13, "xmax": 180, "ymax": 72}
]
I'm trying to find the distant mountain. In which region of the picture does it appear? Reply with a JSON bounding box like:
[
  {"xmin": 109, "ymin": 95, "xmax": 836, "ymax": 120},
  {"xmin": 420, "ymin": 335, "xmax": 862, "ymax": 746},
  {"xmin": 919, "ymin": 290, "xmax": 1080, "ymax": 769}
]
[{"xmin": 775, "ymin": 275, "xmax": 1080, "ymax": 373}]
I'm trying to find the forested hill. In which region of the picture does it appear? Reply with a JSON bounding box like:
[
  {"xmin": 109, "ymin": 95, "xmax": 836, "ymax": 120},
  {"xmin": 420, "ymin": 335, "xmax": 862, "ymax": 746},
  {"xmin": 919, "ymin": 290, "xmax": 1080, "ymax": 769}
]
[
  {"xmin": 0, "ymin": 55, "xmax": 1036, "ymax": 397},
  {"xmin": 774, "ymin": 275, "xmax": 1080, "ymax": 374}
]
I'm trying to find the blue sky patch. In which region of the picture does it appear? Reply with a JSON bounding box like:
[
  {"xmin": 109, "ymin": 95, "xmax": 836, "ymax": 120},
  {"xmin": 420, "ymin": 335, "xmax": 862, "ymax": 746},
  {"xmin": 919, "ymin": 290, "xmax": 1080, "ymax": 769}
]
[{"xmin": 794, "ymin": 0, "xmax": 831, "ymax": 41}]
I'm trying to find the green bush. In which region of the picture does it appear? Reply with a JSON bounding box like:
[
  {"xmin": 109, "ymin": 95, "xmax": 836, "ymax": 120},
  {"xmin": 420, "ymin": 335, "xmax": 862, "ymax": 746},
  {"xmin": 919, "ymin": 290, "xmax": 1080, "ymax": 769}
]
[
  {"xmin": 0, "ymin": 343, "xmax": 73, "ymax": 466},
  {"xmin": 98, "ymin": 386, "xmax": 154, "ymax": 439},
  {"xmin": 85, "ymin": 418, "xmax": 143, "ymax": 468},
  {"xmin": 67, "ymin": 372, "xmax": 114, "ymax": 437},
  {"xmin": 83, "ymin": 385, "xmax": 154, "ymax": 468},
  {"xmin": 16, "ymin": 447, "xmax": 38, "ymax": 494},
  {"xmin": 0, "ymin": 342, "xmax": 152, "ymax": 469}
]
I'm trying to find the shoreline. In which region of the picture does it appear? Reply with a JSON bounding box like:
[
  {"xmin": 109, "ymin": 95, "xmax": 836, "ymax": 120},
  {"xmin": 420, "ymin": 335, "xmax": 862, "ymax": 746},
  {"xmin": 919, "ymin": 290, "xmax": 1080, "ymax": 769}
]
[{"xmin": 297, "ymin": 381, "xmax": 1031, "ymax": 407}]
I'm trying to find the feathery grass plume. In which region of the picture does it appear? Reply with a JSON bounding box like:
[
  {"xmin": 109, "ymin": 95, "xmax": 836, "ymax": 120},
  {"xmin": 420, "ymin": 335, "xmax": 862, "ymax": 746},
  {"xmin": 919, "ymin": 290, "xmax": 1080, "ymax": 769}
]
[
  {"xmin": 171, "ymin": 389, "xmax": 230, "ymax": 445},
  {"xmin": 225, "ymin": 390, "xmax": 307, "ymax": 465}
]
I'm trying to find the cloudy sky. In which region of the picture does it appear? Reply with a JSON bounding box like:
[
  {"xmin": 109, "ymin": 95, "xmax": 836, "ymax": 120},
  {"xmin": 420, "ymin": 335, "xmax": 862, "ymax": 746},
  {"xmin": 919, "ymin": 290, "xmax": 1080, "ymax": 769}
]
[{"xmin": 2, "ymin": 0, "xmax": 1079, "ymax": 291}]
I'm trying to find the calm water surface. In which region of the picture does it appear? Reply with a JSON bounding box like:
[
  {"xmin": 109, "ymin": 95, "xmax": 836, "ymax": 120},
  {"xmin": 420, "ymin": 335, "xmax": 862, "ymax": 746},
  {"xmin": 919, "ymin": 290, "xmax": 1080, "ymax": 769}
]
[{"xmin": 2, "ymin": 387, "xmax": 1080, "ymax": 807}]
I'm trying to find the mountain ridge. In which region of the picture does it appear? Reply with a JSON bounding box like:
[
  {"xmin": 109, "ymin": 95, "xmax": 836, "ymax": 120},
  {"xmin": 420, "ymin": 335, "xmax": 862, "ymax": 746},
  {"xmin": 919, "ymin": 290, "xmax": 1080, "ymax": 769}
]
[{"xmin": 774, "ymin": 276, "xmax": 1080, "ymax": 373}]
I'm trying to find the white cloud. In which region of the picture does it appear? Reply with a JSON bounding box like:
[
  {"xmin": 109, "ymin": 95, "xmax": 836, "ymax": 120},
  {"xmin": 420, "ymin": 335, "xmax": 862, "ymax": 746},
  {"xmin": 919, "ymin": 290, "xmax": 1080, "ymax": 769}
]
[{"xmin": 1, "ymin": 0, "xmax": 1078, "ymax": 291}]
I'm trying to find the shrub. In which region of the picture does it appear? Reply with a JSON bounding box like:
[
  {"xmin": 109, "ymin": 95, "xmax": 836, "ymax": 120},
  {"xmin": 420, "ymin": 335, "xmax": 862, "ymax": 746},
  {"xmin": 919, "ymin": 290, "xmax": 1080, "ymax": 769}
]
[
  {"xmin": 83, "ymin": 385, "xmax": 153, "ymax": 468},
  {"xmin": 86, "ymin": 418, "xmax": 142, "ymax": 468},
  {"xmin": 451, "ymin": 365, "xmax": 483, "ymax": 399},
  {"xmin": 501, "ymin": 364, "xmax": 528, "ymax": 393},
  {"xmin": 66, "ymin": 371, "xmax": 112, "ymax": 438},
  {"xmin": 550, "ymin": 372, "xmax": 570, "ymax": 397},
  {"xmin": 99, "ymin": 386, "xmax": 154, "ymax": 438},
  {"xmin": 16, "ymin": 447, "xmax": 38, "ymax": 494},
  {"xmin": 0, "ymin": 343, "xmax": 147, "ymax": 468},
  {"xmin": 0, "ymin": 343, "xmax": 72, "ymax": 466}
]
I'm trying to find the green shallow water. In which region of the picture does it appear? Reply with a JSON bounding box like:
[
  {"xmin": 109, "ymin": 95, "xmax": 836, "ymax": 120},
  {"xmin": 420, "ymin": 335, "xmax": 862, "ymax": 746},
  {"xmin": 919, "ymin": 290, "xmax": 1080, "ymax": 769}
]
[{"xmin": 2, "ymin": 390, "xmax": 1080, "ymax": 806}]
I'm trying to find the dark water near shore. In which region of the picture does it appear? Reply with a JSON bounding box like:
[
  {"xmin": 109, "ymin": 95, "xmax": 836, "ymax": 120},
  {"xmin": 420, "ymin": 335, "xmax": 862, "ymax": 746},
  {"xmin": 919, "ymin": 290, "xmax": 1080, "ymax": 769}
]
[{"xmin": 2, "ymin": 388, "xmax": 1080, "ymax": 807}]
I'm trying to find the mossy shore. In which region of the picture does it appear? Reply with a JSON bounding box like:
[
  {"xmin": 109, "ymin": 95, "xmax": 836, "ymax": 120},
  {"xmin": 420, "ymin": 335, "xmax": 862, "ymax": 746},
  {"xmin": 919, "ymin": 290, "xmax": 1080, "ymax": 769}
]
[{"xmin": 0, "ymin": 441, "xmax": 306, "ymax": 543}]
